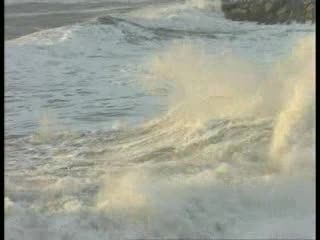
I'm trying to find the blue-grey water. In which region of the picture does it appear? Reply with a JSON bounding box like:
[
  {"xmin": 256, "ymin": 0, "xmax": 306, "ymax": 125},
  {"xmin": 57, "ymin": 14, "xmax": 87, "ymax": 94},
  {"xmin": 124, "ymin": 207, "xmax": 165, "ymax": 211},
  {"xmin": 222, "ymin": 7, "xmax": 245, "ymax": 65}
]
[{"xmin": 5, "ymin": 0, "xmax": 315, "ymax": 239}]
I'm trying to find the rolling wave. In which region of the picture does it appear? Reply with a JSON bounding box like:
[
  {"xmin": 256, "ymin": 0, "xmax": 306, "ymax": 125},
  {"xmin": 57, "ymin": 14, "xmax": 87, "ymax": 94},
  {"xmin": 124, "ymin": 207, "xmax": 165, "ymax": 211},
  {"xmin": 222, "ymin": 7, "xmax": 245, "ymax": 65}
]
[{"xmin": 5, "ymin": 1, "xmax": 315, "ymax": 239}]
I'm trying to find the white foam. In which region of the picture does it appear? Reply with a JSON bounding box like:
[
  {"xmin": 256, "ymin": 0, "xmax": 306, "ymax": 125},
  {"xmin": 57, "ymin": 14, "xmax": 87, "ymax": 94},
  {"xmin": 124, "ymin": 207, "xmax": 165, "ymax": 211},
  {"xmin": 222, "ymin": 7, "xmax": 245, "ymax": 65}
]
[
  {"xmin": 9, "ymin": 26, "xmax": 76, "ymax": 46},
  {"xmin": 5, "ymin": 6, "xmax": 315, "ymax": 239}
]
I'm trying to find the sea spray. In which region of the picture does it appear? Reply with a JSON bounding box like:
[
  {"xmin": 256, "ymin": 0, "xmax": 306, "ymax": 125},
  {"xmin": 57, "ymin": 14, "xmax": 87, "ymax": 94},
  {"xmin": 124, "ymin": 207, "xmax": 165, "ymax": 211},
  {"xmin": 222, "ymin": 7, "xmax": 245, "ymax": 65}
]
[
  {"xmin": 5, "ymin": 2, "xmax": 315, "ymax": 238},
  {"xmin": 187, "ymin": 0, "xmax": 222, "ymax": 10},
  {"xmin": 269, "ymin": 35, "xmax": 315, "ymax": 173},
  {"xmin": 141, "ymin": 35, "xmax": 315, "ymax": 174},
  {"xmin": 91, "ymin": 35, "xmax": 315, "ymax": 239}
]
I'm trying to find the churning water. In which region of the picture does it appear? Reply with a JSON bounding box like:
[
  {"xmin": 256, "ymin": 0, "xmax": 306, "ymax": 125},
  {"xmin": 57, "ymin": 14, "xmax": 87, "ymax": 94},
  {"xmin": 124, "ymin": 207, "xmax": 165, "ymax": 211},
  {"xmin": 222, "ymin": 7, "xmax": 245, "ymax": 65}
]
[{"xmin": 5, "ymin": 0, "xmax": 315, "ymax": 239}]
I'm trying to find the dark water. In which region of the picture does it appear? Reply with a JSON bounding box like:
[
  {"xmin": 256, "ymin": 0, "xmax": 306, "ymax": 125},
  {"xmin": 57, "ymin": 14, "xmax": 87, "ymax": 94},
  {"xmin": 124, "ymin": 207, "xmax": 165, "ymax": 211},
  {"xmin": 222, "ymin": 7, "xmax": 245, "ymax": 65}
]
[{"xmin": 5, "ymin": 0, "xmax": 176, "ymax": 39}]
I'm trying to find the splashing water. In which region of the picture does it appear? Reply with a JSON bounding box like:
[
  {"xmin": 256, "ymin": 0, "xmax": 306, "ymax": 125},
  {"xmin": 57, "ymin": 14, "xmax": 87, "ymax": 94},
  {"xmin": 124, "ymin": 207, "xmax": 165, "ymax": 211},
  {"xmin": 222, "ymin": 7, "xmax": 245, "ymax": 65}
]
[
  {"xmin": 93, "ymin": 34, "xmax": 315, "ymax": 238},
  {"xmin": 5, "ymin": 2, "xmax": 315, "ymax": 238},
  {"xmin": 142, "ymin": 35, "xmax": 315, "ymax": 176}
]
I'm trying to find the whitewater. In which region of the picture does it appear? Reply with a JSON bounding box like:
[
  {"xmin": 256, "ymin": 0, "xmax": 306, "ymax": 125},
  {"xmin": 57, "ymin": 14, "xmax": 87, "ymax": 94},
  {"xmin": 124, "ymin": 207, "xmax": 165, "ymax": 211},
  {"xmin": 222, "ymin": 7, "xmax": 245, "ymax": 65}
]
[{"xmin": 5, "ymin": 0, "xmax": 315, "ymax": 239}]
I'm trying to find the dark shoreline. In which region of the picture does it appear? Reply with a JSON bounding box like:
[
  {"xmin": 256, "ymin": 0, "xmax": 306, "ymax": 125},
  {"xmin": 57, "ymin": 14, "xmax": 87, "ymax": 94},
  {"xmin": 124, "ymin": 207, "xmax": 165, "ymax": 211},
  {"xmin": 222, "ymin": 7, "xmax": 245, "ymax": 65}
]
[{"xmin": 221, "ymin": 0, "xmax": 315, "ymax": 24}]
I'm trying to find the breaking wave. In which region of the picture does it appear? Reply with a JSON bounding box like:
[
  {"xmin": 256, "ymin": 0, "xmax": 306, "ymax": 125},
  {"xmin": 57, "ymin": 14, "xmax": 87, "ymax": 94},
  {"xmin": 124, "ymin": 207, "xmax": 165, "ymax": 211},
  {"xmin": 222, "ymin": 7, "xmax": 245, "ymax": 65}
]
[{"xmin": 5, "ymin": 1, "xmax": 315, "ymax": 238}]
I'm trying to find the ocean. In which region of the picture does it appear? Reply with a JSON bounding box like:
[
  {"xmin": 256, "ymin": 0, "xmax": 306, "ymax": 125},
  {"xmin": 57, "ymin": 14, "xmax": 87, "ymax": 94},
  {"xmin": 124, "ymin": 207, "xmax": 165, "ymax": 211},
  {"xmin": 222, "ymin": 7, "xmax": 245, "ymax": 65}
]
[{"xmin": 5, "ymin": 0, "xmax": 315, "ymax": 239}]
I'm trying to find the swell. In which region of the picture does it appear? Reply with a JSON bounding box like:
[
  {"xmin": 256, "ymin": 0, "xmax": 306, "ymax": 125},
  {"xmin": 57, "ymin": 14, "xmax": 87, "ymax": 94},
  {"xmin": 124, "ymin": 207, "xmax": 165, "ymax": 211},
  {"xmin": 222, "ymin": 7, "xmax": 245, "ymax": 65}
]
[
  {"xmin": 5, "ymin": 0, "xmax": 180, "ymax": 40},
  {"xmin": 97, "ymin": 15, "xmax": 219, "ymax": 40}
]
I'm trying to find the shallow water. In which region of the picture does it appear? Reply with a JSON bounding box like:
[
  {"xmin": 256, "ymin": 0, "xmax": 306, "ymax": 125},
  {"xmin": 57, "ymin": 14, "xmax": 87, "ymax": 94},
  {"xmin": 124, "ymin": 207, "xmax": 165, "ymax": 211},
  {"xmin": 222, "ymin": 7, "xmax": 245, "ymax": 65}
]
[{"xmin": 5, "ymin": 0, "xmax": 315, "ymax": 239}]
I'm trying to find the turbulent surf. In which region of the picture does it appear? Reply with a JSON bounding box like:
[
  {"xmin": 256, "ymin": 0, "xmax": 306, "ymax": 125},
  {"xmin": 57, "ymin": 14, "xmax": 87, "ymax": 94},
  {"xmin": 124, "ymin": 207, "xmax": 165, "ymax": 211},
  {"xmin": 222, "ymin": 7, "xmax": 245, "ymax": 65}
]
[{"xmin": 5, "ymin": 0, "xmax": 315, "ymax": 239}]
